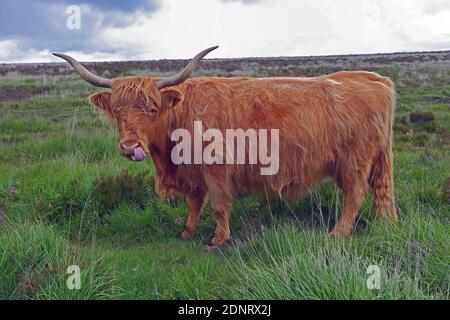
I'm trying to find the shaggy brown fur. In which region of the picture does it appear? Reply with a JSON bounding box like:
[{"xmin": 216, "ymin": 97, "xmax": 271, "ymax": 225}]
[{"xmin": 89, "ymin": 71, "xmax": 398, "ymax": 247}]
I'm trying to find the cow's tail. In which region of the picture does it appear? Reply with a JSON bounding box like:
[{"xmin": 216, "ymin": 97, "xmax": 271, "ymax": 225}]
[{"xmin": 369, "ymin": 77, "xmax": 398, "ymax": 221}]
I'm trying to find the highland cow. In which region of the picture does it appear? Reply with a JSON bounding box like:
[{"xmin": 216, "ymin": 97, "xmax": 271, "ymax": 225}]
[{"xmin": 54, "ymin": 46, "xmax": 398, "ymax": 248}]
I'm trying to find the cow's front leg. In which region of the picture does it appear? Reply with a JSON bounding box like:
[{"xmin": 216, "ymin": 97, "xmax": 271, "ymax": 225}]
[
  {"xmin": 208, "ymin": 187, "xmax": 232, "ymax": 248},
  {"xmin": 203, "ymin": 169, "xmax": 233, "ymax": 248},
  {"xmin": 209, "ymin": 206, "xmax": 231, "ymax": 248},
  {"xmin": 180, "ymin": 190, "xmax": 207, "ymax": 238}
]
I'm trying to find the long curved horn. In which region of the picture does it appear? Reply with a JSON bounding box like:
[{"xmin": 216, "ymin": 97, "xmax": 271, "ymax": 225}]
[
  {"xmin": 52, "ymin": 53, "xmax": 113, "ymax": 88},
  {"xmin": 156, "ymin": 46, "xmax": 218, "ymax": 89}
]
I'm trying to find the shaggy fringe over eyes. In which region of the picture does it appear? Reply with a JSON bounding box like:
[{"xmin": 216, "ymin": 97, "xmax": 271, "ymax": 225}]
[
  {"xmin": 111, "ymin": 77, "xmax": 162, "ymax": 112},
  {"xmin": 88, "ymin": 77, "xmax": 163, "ymax": 122}
]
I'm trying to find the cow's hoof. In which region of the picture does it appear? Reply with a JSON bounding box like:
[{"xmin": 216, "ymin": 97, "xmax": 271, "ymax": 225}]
[
  {"xmin": 206, "ymin": 243, "xmax": 220, "ymax": 251},
  {"xmin": 181, "ymin": 229, "xmax": 191, "ymax": 238},
  {"xmin": 329, "ymin": 226, "xmax": 351, "ymax": 237},
  {"xmin": 206, "ymin": 236, "xmax": 232, "ymax": 250},
  {"xmin": 176, "ymin": 228, "xmax": 192, "ymax": 239}
]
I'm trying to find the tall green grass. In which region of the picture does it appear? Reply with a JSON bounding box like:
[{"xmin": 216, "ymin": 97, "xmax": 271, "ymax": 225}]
[{"xmin": 0, "ymin": 223, "xmax": 117, "ymax": 299}]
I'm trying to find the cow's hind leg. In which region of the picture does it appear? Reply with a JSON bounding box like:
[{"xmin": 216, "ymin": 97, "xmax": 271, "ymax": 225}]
[
  {"xmin": 330, "ymin": 161, "xmax": 370, "ymax": 236},
  {"xmin": 180, "ymin": 190, "xmax": 207, "ymax": 238},
  {"xmin": 369, "ymin": 147, "xmax": 398, "ymax": 221}
]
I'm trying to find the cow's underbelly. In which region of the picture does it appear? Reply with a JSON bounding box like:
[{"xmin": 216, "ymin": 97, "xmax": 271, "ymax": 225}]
[{"xmin": 230, "ymin": 159, "xmax": 329, "ymax": 199}]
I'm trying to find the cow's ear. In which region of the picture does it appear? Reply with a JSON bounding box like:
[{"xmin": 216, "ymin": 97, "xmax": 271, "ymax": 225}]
[
  {"xmin": 89, "ymin": 91, "xmax": 112, "ymax": 115},
  {"xmin": 160, "ymin": 89, "xmax": 183, "ymax": 111}
]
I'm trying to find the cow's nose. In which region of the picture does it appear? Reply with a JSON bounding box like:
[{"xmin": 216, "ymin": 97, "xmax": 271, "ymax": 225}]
[{"xmin": 120, "ymin": 142, "xmax": 139, "ymax": 156}]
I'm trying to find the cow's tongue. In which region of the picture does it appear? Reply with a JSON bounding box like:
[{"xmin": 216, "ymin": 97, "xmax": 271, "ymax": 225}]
[{"xmin": 133, "ymin": 146, "xmax": 146, "ymax": 161}]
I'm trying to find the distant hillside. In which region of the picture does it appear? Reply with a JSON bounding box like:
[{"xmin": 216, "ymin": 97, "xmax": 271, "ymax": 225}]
[{"xmin": 1, "ymin": 50, "xmax": 450, "ymax": 78}]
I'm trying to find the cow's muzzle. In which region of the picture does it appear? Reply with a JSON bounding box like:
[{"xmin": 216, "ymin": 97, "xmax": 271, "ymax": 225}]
[{"xmin": 120, "ymin": 142, "xmax": 147, "ymax": 161}]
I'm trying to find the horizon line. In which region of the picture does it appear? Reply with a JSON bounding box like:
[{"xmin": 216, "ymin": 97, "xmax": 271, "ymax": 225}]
[{"xmin": 1, "ymin": 48, "xmax": 450, "ymax": 65}]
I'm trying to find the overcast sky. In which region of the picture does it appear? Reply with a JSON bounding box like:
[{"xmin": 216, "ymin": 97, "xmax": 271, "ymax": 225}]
[{"xmin": 1, "ymin": 0, "xmax": 449, "ymax": 63}]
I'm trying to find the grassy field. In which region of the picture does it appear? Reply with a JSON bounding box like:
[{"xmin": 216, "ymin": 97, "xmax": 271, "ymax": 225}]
[{"xmin": 0, "ymin": 52, "xmax": 449, "ymax": 299}]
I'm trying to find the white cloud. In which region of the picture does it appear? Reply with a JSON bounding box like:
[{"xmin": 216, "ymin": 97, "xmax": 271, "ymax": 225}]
[
  {"xmin": 0, "ymin": 40, "xmax": 55, "ymax": 63},
  {"xmin": 0, "ymin": 40, "xmax": 129, "ymax": 63},
  {"xmin": 2, "ymin": 0, "xmax": 450, "ymax": 63},
  {"xmin": 421, "ymin": 0, "xmax": 450, "ymax": 14},
  {"xmin": 93, "ymin": 0, "xmax": 450, "ymax": 60}
]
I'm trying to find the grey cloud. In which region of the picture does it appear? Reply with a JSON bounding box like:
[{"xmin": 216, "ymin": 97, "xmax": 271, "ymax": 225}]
[{"xmin": 0, "ymin": 0, "xmax": 160, "ymax": 54}]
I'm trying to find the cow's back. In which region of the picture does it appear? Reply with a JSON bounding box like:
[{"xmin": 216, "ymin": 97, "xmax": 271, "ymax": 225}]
[{"xmin": 170, "ymin": 72, "xmax": 394, "ymax": 198}]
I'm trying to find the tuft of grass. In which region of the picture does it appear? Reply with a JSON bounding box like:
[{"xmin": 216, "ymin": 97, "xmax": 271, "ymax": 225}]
[
  {"xmin": 0, "ymin": 223, "xmax": 117, "ymax": 299},
  {"xmin": 226, "ymin": 214, "xmax": 448, "ymax": 299},
  {"xmin": 92, "ymin": 171, "xmax": 154, "ymax": 214},
  {"xmin": 443, "ymin": 177, "xmax": 450, "ymax": 205},
  {"xmin": 412, "ymin": 132, "xmax": 430, "ymax": 147}
]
